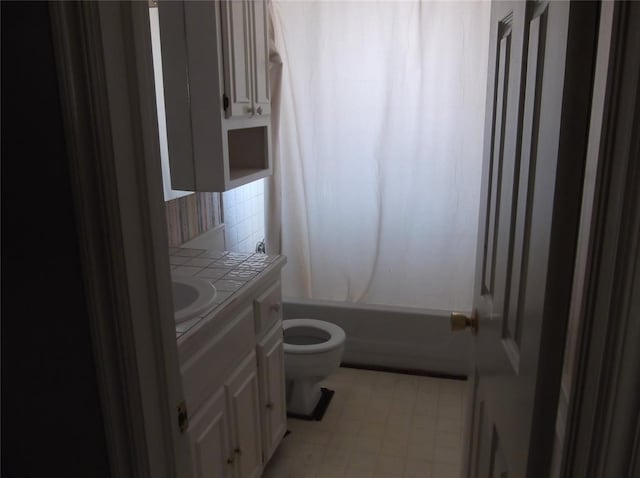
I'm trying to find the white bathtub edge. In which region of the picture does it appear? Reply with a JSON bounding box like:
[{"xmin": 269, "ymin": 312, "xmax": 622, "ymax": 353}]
[{"xmin": 283, "ymin": 299, "xmax": 472, "ymax": 377}]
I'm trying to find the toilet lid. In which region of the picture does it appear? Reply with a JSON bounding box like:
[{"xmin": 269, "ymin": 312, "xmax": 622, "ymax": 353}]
[{"xmin": 282, "ymin": 319, "xmax": 346, "ymax": 354}]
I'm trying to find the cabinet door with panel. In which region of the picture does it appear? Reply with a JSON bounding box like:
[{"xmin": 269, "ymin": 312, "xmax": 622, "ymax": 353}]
[
  {"xmin": 250, "ymin": 0, "xmax": 270, "ymax": 117},
  {"xmin": 220, "ymin": 0, "xmax": 253, "ymax": 118},
  {"xmin": 220, "ymin": 0, "xmax": 270, "ymax": 119},
  {"xmin": 257, "ymin": 322, "xmax": 287, "ymax": 463},
  {"xmin": 225, "ymin": 351, "xmax": 263, "ymax": 478},
  {"xmin": 188, "ymin": 388, "xmax": 234, "ymax": 478}
]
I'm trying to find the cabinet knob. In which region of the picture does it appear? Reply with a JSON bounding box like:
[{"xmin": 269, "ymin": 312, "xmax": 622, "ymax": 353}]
[
  {"xmin": 266, "ymin": 402, "xmax": 273, "ymax": 409},
  {"xmin": 256, "ymin": 106, "xmax": 263, "ymax": 115},
  {"xmin": 234, "ymin": 448, "xmax": 242, "ymax": 456},
  {"xmin": 226, "ymin": 457, "xmax": 234, "ymax": 465},
  {"xmin": 270, "ymin": 303, "xmax": 281, "ymax": 313}
]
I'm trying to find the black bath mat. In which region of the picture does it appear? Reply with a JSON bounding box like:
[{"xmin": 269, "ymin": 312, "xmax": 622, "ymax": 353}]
[{"xmin": 287, "ymin": 387, "xmax": 335, "ymax": 421}]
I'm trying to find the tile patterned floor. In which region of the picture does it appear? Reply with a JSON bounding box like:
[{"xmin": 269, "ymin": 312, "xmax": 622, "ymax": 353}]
[{"xmin": 263, "ymin": 367, "xmax": 468, "ymax": 478}]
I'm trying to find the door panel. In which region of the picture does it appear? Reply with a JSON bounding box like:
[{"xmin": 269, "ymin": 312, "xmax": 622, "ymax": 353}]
[
  {"xmin": 503, "ymin": 5, "xmax": 548, "ymax": 363},
  {"xmin": 468, "ymin": 1, "xmax": 597, "ymax": 476},
  {"xmin": 481, "ymin": 15, "xmax": 513, "ymax": 300}
]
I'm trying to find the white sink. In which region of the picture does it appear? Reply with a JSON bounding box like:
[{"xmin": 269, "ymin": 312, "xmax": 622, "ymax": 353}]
[{"xmin": 172, "ymin": 276, "xmax": 217, "ymax": 323}]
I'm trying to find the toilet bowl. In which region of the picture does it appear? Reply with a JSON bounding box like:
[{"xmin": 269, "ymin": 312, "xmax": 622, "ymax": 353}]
[{"xmin": 283, "ymin": 318, "xmax": 346, "ymax": 416}]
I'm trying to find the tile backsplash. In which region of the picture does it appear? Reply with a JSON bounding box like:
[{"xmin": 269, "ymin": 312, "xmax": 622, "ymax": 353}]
[
  {"xmin": 165, "ymin": 192, "xmax": 222, "ymax": 246},
  {"xmin": 222, "ymin": 180, "xmax": 265, "ymax": 253},
  {"xmin": 165, "ymin": 181, "xmax": 265, "ymax": 251}
]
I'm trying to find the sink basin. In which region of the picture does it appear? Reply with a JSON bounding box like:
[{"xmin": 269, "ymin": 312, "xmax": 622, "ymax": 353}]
[{"xmin": 172, "ymin": 276, "xmax": 217, "ymax": 323}]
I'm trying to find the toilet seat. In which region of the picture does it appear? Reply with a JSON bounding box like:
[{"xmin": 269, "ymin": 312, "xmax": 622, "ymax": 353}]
[{"xmin": 283, "ymin": 319, "xmax": 346, "ymax": 355}]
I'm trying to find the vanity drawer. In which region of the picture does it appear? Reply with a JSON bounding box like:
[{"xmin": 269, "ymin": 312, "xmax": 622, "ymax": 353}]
[{"xmin": 253, "ymin": 281, "xmax": 282, "ymax": 335}]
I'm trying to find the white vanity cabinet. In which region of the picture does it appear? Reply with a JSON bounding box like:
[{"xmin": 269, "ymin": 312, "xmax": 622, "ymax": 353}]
[
  {"xmin": 178, "ymin": 270, "xmax": 286, "ymax": 478},
  {"xmin": 157, "ymin": 0, "xmax": 271, "ymax": 192}
]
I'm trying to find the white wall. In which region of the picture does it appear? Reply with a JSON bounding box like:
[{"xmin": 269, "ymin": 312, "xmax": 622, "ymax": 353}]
[{"xmin": 222, "ymin": 179, "xmax": 265, "ymax": 252}]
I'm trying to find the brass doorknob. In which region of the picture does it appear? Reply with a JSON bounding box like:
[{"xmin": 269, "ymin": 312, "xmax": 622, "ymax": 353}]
[{"xmin": 450, "ymin": 311, "xmax": 478, "ymax": 335}]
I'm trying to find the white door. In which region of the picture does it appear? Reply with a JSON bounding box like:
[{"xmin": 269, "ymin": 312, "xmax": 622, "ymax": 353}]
[
  {"xmin": 225, "ymin": 352, "xmax": 263, "ymax": 478},
  {"xmin": 462, "ymin": 1, "xmax": 598, "ymax": 476}
]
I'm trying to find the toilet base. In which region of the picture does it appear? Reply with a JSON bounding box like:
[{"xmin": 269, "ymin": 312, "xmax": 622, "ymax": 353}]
[{"xmin": 286, "ymin": 381, "xmax": 334, "ymax": 420}]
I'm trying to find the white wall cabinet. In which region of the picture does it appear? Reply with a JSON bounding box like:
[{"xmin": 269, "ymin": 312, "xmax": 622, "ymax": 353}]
[
  {"xmin": 179, "ymin": 274, "xmax": 285, "ymax": 478},
  {"xmin": 220, "ymin": 0, "xmax": 272, "ymax": 119},
  {"xmin": 158, "ymin": 1, "xmax": 271, "ymax": 192}
]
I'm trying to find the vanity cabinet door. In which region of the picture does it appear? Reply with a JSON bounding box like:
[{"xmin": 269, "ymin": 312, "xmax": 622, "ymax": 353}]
[
  {"xmin": 188, "ymin": 388, "xmax": 234, "ymax": 478},
  {"xmin": 225, "ymin": 351, "xmax": 263, "ymax": 478},
  {"xmin": 257, "ymin": 322, "xmax": 287, "ymax": 463}
]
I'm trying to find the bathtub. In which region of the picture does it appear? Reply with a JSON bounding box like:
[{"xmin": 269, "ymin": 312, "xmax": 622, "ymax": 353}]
[{"xmin": 283, "ymin": 298, "xmax": 472, "ymax": 378}]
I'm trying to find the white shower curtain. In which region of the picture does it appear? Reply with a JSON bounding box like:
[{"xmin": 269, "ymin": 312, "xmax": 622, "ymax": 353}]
[{"xmin": 270, "ymin": 1, "xmax": 490, "ymax": 311}]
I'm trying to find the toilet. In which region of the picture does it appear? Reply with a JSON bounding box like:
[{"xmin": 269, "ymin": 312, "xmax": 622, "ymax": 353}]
[{"xmin": 282, "ymin": 318, "xmax": 346, "ymax": 417}]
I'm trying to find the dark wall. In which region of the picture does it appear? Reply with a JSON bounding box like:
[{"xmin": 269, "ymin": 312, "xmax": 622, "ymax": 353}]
[{"xmin": 1, "ymin": 2, "xmax": 111, "ymax": 477}]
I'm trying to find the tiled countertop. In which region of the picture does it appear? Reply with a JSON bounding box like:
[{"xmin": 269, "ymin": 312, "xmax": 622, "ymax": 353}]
[{"xmin": 169, "ymin": 247, "xmax": 282, "ymax": 339}]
